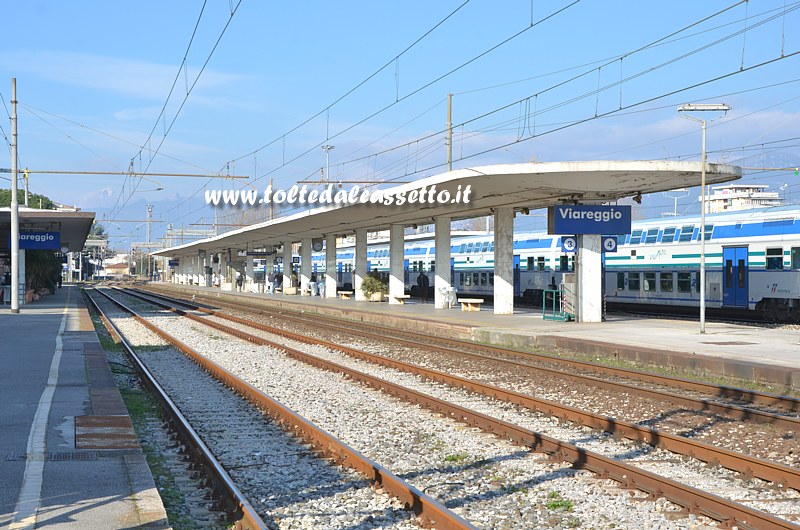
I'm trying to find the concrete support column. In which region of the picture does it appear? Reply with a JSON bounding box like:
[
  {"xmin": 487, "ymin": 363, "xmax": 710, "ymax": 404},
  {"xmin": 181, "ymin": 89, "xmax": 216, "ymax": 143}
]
[
  {"xmin": 325, "ymin": 234, "xmax": 337, "ymax": 298},
  {"xmin": 434, "ymin": 216, "xmax": 452, "ymax": 309},
  {"xmin": 245, "ymin": 256, "xmax": 254, "ymax": 291},
  {"xmin": 576, "ymin": 234, "xmax": 603, "ymax": 323},
  {"xmin": 493, "ymin": 207, "xmax": 514, "ymax": 315},
  {"xmin": 389, "ymin": 224, "xmax": 404, "ymax": 304},
  {"xmin": 300, "ymin": 238, "xmax": 312, "ymax": 295},
  {"xmin": 282, "ymin": 242, "xmax": 293, "ymax": 294},
  {"xmin": 354, "ymin": 228, "xmax": 367, "ymax": 301}
]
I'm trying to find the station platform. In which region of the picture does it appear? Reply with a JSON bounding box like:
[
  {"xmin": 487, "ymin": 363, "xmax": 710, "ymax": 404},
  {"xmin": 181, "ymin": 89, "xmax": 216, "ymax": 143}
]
[
  {"xmin": 151, "ymin": 282, "xmax": 800, "ymax": 390},
  {"xmin": 0, "ymin": 285, "xmax": 169, "ymax": 529}
]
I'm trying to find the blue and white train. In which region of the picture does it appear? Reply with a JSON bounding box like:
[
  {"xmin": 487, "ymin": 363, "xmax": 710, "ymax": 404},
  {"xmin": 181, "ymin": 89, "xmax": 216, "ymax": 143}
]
[{"xmin": 257, "ymin": 206, "xmax": 800, "ymax": 321}]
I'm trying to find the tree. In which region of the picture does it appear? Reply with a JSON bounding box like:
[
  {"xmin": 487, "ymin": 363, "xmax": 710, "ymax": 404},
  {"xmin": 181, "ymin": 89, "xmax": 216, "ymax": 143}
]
[
  {"xmin": 1, "ymin": 190, "xmax": 63, "ymax": 292},
  {"xmin": 0, "ymin": 188, "xmax": 56, "ymax": 209}
]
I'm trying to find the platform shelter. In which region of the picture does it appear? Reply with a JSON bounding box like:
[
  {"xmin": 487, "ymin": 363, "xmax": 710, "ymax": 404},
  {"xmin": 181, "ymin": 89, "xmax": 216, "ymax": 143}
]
[{"xmin": 154, "ymin": 160, "xmax": 741, "ymax": 322}]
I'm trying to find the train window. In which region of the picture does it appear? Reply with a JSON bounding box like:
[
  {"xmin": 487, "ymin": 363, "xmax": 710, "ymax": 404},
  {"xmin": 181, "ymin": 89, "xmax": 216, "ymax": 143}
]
[
  {"xmin": 695, "ymin": 272, "xmax": 701, "ymax": 293},
  {"xmin": 703, "ymin": 225, "xmax": 714, "ymax": 241},
  {"xmin": 467, "ymin": 243, "xmax": 475, "ymax": 253},
  {"xmin": 662, "ymin": 227, "xmax": 676, "ymax": 242},
  {"xmin": 489, "ymin": 273, "xmax": 494, "ymax": 286},
  {"xmin": 660, "ymin": 272, "xmax": 673, "ymax": 292},
  {"xmin": 482, "ymin": 242, "xmax": 490, "ymax": 252},
  {"xmin": 629, "ymin": 230, "xmax": 643, "ymax": 244},
  {"xmin": 527, "ymin": 257, "xmax": 535, "ymax": 270},
  {"xmin": 559, "ymin": 255, "xmax": 570, "ymax": 271},
  {"xmin": 430, "ymin": 262, "xmax": 435, "ymax": 273},
  {"xmin": 616, "ymin": 273, "xmax": 625, "ymax": 290},
  {"xmin": 766, "ymin": 248, "xmax": 784, "ymax": 270},
  {"xmin": 792, "ymin": 247, "xmax": 800, "ymax": 270},
  {"xmin": 460, "ymin": 244, "xmax": 466, "ymax": 253},
  {"xmin": 489, "ymin": 242, "xmax": 494, "ymax": 252},
  {"xmin": 537, "ymin": 256, "xmax": 545, "ymax": 271},
  {"xmin": 412, "ymin": 262, "xmax": 418, "ymax": 272},
  {"xmin": 616, "ymin": 234, "xmax": 626, "ymax": 246},
  {"xmin": 725, "ymin": 259, "xmax": 733, "ymax": 288},
  {"xmin": 481, "ymin": 272, "xmax": 487, "ymax": 286},
  {"xmin": 628, "ymin": 272, "xmax": 640, "ymax": 291},
  {"xmin": 462, "ymin": 273, "xmax": 469, "ymax": 286},
  {"xmin": 678, "ymin": 225, "xmax": 694, "ymax": 242},
  {"xmin": 473, "ymin": 272, "xmax": 479, "ymax": 286},
  {"xmin": 644, "ymin": 230, "xmax": 658, "ymax": 244},
  {"xmin": 643, "ymin": 272, "xmax": 656, "ymax": 291},
  {"xmin": 677, "ymin": 272, "xmax": 692, "ymax": 293}
]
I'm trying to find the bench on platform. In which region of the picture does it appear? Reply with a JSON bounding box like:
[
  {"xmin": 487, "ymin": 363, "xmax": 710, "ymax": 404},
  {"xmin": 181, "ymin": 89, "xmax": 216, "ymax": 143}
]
[
  {"xmin": 457, "ymin": 298, "xmax": 484, "ymax": 312},
  {"xmin": 392, "ymin": 294, "xmax": 411, "ymax": 304},
  {"xmin": 338, "ymin": 290, "xmax": 354, "ymax": 300}
]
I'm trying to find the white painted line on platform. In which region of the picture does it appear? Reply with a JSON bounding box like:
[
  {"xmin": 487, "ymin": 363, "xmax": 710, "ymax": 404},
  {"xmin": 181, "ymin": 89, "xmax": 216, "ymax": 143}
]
[{"xmin": 10, "ymin": 290, "xmax": 72, "ymax": 529}]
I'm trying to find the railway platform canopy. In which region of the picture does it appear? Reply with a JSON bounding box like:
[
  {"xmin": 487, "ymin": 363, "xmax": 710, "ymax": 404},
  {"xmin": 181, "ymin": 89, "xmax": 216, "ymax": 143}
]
[
  {"xmin": 155, "ymin": 160, "xmax": 741, "ymax": 321},
  {"xmin": 1, "ymin": 207, "xmax": 95, "ymax": 253}
]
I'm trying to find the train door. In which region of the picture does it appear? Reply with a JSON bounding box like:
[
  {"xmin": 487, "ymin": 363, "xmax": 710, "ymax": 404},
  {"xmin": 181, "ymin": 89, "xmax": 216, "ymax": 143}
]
[{"xmin": 722, "ymin": 246, "xmax": 748, "ymax": 307}]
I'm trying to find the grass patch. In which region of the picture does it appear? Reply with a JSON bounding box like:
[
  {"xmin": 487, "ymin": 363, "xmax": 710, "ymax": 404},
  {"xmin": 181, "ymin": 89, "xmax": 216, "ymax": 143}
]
[
  {"xmin": 120, "ymin": 387, "xmax": 209, "ymax": 530},
  {"xmin": 443, "ymin": 452, "xmax": 470, "ymax": 463},
  {"xmin": 545, "ymin": 490, "xmax": 574, "ymax": 511}
]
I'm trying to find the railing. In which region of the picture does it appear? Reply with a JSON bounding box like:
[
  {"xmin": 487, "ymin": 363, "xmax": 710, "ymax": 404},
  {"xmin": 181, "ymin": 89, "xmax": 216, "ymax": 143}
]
[{"xmin": 542, "ymin": 289, "xmax": 574, "ymax": 321}]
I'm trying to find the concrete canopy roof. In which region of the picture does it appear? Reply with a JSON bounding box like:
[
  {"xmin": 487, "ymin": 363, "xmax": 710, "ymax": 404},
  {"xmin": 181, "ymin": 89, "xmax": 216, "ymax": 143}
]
[
  {"xmin": 155, "ymin": 160, "xmax": 740, "ymax": 257},
  {"xmin": 1, "ymin": 208, "xmax": 95, "ymax": 252}
]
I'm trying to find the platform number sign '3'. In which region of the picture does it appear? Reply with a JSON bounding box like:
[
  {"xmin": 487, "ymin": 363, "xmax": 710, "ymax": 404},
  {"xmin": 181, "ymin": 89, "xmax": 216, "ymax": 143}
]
[{"xmin": 561, "ymin": 236, "xmax": 577, "ymax": 253}]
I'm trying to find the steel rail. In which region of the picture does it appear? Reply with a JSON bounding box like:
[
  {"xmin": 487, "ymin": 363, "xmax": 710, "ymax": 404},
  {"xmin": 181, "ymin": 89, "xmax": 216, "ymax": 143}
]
[
  {"xmin": 83, "ymin": 289, "xmax": 268, "ymax": 530},
  {"xmin": 141, "ymin": 285, "xmax": 800, "ymax": 411},
  {"xmin": 135, "ymin": 286, "xmax": 800, "ymax": 429},
  {"xmin": 121, "ymin": 287, "xmax": 800, "ymax": 492},
  {"xmin": 95, "ymin": 288, "xmax": 475, "ymax": 530},
  {"xmin": 111, "ymin": 287, "xmax": 800, "ymax": 530}
]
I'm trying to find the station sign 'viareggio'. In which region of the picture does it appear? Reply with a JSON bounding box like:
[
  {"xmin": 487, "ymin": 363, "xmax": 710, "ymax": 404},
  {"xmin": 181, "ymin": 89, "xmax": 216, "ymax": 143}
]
[
  {"xmin": 548, "ymin": 205, "xmax": 632, "ymax": 235},
  {"xmin": 10, "ymin": 231, "xmax": 62, "ymax": 250}
]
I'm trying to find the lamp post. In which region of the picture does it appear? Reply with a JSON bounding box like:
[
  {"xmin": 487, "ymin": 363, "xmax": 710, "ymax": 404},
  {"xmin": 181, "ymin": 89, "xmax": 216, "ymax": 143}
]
[
  {"xmin": 677, "ymin": 103, "xmax": 731, "ymax": 334},
  {"xmin": 321, "ymin": 145, "xmax": 334, "ymax": 183}
]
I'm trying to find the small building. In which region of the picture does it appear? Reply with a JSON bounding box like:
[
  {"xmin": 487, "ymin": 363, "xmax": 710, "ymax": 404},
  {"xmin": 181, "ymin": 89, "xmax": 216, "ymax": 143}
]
[
  {"xmin": 706, "ymin": 184, "xmax": 783, "ymax": 213},
  {"xmin": 104, "ymin": 262, "xmax": 130, "ymax": 279}
]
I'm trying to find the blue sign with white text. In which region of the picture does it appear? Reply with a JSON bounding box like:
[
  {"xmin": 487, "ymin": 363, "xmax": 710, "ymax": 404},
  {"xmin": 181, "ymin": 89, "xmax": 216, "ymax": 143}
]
[
  {"xmin": 13, "ymin": 231, "xmax": 61, "ymax": 250},
  {"xmin": 549, "ymin": 205, "xmax": 631, "ymax": 235}
]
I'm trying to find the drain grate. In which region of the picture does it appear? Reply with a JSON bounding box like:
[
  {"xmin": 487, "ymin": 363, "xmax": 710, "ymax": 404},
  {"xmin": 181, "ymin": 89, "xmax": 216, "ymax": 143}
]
[{"xmin": 6, "ymin": 451, "xmax": 98, "ymax": 461}]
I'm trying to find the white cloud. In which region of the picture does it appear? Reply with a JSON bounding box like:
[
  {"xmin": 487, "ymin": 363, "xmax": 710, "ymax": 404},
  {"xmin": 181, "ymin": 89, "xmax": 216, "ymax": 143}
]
[{"xmin": 0, "ymin": 49, "xmax": 248, "ymax": 101}]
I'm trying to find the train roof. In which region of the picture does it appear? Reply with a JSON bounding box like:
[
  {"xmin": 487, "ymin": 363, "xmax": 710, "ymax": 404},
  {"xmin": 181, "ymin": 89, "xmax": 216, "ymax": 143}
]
[{"xmin": 631, "ymin": 205, "xmax": 800, "ymax": 228}]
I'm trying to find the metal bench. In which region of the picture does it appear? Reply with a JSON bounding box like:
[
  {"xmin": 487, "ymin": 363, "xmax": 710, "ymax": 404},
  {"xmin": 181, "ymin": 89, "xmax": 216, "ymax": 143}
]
[
  {"xmin": 457, "ymin": 298, "xmax": 484, "ymax": 312},
  {"xmin": 392, "ymin": 294, "xmax": 411, "ymax": 304},
  {"xmin": 338, "ymin": 290, "xmax": 354, "ymax": 300}
]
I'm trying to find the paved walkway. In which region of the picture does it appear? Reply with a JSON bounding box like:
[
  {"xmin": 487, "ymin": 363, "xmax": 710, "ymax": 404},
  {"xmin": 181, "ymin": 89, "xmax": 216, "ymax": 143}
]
[{"xmin": 0, "ymin": 285, "xmax": 169, "ymax": 529}]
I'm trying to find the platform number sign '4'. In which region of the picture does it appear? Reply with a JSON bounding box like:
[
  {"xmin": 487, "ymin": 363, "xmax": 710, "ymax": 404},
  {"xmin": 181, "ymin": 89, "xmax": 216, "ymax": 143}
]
[{"xmin": 602, "ymin": 236, "xmax": 618, "ymax": 253}]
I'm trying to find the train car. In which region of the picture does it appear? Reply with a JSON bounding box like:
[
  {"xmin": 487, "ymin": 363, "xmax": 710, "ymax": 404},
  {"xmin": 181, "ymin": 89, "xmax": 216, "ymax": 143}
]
[
  {"xmin": 270, "ymin": 206, "xmax": 799, "ymax": 321},
  {"xmin": 604, "ymin": 206, "xmax": 800, "ymax": 321}
]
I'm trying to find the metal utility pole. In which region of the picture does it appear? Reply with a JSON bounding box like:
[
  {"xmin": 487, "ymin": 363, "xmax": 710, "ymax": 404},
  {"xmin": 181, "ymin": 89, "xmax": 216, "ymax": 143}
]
[
  {"xmin": 321, "ymin": 145, "xmax": 334, "ymax": 183},
  {"xmin": 10, "ymin": 78, "xmax": 20, "ymax": 313},
  {"xmin": 446, "ymin": 93, "xmax": 453, "ymax": 172},
  {"xmin": 678, "ymin": 103, "xmax": 731, "ymax": 334},
  {"xmin": 146, "ymin": 204, "xmax": 153, "ymax": 279}
]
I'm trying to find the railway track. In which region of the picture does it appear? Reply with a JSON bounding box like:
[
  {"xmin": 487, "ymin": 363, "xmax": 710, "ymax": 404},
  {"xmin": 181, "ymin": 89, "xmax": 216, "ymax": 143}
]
[
  {"xmin": 87, "ymin": 288, "xmax": 470, "ymax": 530},
  {"xmin": 136, "ymin": 286, "xmax": 800, "ymax": 418},
  {"xmin": 110, "ymin": 286, "xmax": 800, "ymax": 528},
  {"xmin": 139, "ymin": 288, "xmax": 800, "ymax": 408}
]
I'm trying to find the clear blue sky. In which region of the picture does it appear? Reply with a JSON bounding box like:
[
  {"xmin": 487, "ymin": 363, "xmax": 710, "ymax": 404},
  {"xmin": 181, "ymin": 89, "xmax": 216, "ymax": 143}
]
[{"xmin": 2, "ymin": 1, "xmax": 799, "ymax": 246}]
